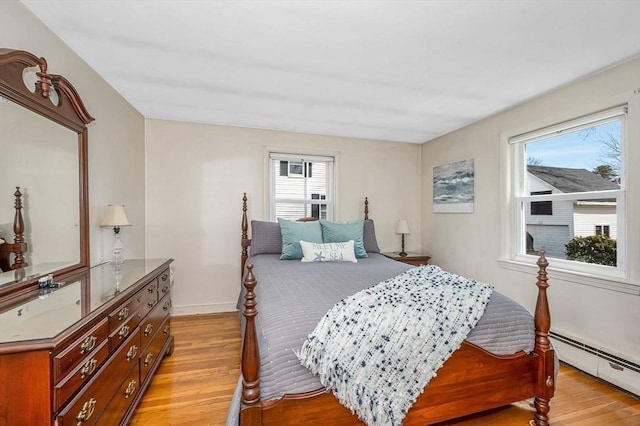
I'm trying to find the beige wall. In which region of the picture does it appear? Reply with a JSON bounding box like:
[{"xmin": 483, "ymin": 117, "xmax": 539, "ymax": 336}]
[
  {"xmin": 0, "ymin": 0, "xmax": 147, "ymax": 265},
  {"xmin": 420, "ymin": 58, "xmax": 640, "ymax": 361},
  {"xmin": 145, "ymin": 120, "xmax": 421, "ymax": 313}
]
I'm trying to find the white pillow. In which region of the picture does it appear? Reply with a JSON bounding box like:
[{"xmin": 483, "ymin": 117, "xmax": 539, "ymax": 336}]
[{"xmin": 299, "ymin": 240, "xmax": 357, "ymax": 263}]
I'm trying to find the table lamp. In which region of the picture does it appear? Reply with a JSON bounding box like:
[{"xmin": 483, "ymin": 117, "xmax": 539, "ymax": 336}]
[
  {"xmin": 396, "ymin": 220, "xmax": 410, "ymax": 257},
  {"xmin": 100, "ymin": 204, "xmax": 131, "ymax": 265}
]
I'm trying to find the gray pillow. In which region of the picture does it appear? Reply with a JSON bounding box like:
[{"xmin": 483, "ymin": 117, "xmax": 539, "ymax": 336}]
[
  {"xmin": 363, "ymin": 219, "xmax": 380, "ymax": 253},
  {"xmin": 250, "ymin": 220, "xmax": 282, "ymax": 256}
]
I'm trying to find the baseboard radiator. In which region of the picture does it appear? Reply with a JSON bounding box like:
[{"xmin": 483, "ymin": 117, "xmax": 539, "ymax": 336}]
[{"xmin": 550, "ymin": 330, "xmax": 640, "ymax": 396}]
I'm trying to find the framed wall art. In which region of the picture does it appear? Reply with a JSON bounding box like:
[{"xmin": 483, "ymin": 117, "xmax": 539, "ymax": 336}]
[{"xmin": 433, "ymin": 159, "xmax": 474, "ymax": 213}]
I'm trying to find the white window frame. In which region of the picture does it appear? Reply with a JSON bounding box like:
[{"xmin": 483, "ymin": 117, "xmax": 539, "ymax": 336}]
[
  {"xmin": 268, "ymin": 152, "xmax": 335, "ymax": 221},
  {"xmin": 595, "ymin": 225, "xmax": 611, "ymax": 237},
  {"xmin": 288, "ymin": 160, "xmax": 304, "ymax": 178},
  {"xmin": 507, "ymin": 106, "xmax": 628, "ymax": 281}
]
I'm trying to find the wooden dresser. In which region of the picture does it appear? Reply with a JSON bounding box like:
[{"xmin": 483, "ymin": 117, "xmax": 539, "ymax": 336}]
[{"xmin": 0, "ymin": 259, "xmax": 174, "ymax": 426}]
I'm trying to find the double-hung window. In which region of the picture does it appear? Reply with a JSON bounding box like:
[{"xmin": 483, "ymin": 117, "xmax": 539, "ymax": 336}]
[
  {"xmin": 269, "ymin": 153, "xmax": 334, "ymax": 221},
  {"xmin": 509, "ymin": 106, "xmax": 627, "ymax": 277}
]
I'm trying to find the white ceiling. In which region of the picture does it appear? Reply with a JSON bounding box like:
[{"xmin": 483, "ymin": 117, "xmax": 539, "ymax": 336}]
[{"xmin": 21, "ymin": 0, "xmax": 640, "ymax": 144}]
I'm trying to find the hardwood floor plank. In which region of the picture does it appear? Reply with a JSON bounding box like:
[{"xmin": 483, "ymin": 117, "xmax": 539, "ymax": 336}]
[{"xmin": 129, "ymin": 313, "xmax": 639, "ymax": 425}]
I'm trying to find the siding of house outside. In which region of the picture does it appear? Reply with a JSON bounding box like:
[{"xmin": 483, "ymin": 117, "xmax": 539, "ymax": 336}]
[
  {"xmin": 573, "ymin": 203, "xmax": 617, "ymax": 239},
  {"xmin": 273, "ymin": 160, "xmax": 329, "ymax": 220},
  {"xmin": 525, "ymin": 173, "xmax": 574, "ymax": 258}
]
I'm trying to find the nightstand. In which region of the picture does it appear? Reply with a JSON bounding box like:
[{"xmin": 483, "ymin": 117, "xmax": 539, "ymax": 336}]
[{"xmin": 382, "ymin": 252, "xmax": 431, "ymax": 267}]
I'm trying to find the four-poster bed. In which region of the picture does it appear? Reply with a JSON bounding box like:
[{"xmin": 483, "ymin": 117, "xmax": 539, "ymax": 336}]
[
  {"xmin": 235, "ymin": 193, "xmax": 555, "ymax": 425},
  {"xmin": 0, "ymin": 187, "xmax": 27, "ymax": 273}
]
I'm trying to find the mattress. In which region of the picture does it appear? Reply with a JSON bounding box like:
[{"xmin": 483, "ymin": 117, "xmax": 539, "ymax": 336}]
[{"xmin": 236, "ymin": 253, "xmax": 535, "ymax": 403}]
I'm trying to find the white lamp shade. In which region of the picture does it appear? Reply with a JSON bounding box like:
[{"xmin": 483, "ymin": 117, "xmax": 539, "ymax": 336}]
[
  {"xmin": 395, "ymin": 220, "xmax": 410, "ymax": 235},
  {"xmin": 101, "ymin": 205, "xmax": 131, "ymax": 227}
]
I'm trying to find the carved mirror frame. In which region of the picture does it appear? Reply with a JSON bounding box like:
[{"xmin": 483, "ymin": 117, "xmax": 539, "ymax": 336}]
[{"xmin": 0, "ymin": 48, "xmax": 93, "ymax": 301}]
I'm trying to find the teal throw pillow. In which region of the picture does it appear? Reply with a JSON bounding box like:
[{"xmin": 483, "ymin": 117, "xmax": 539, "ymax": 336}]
[
  {"xmin": 277, "ymin": 218, "xmax": 323, "ymax": 260},
  {"xmin": 319, "ymin": 219, "xmax": 368, "ymax": 258}
]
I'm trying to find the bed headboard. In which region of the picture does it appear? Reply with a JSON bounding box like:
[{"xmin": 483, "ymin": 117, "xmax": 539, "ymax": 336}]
[
  {"xmin": 240, "ymin": 194, "xmax": 370, "ymax": 278},
  {"xmin": 0, "ymin": 188, "xmax": 28, "ymax": 273}
]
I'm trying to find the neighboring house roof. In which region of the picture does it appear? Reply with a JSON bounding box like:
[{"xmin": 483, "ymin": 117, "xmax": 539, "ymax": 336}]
[{"xmin": 527, "ymin": 165, "xmax": 619, "ymax": 193}]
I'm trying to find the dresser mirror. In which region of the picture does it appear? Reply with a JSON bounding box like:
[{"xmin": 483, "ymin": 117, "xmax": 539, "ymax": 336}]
[{"xmin": 0, "ymin": 49, "xmax": 93, "ymax": 301}]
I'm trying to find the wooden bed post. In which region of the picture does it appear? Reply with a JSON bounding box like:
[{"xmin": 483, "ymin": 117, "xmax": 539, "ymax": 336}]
[
  {"xmin": 364, "ymin": 197, "xmax": 369, "ymax": 220},
  {"xmin": 241, "ymin": 263, "xmax": 262, "ymax": 425},
  {"xmin": 11, "ymin": 187, "xmax": 27, "ymax": 270},
  {"xmin": 241, "ymin": 193, "xmax": 249, "ymax": 281},
  {"xmin": 533, "ymin": 251, "xmax": 554, "ymax": 426}
]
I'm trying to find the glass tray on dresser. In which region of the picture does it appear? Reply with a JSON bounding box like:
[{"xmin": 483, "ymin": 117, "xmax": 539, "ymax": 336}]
[{"xmin": 0, "ymin": 258, "xmax": 171, "ymax": 345}]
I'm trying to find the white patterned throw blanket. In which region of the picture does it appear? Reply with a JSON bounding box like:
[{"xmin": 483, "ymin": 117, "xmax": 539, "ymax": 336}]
[{"xmin": 296, "ymin": 265, "xmax": 493, "ymax": 426}]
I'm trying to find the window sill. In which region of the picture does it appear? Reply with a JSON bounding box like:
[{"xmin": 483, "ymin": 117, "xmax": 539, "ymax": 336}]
[{"xmin": 498, "ymin": 258, "xmax": 640, "ymax": 296}]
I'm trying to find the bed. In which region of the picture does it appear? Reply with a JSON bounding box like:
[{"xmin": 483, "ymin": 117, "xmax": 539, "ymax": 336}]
[
  {"xmin": 232, "ymin": 194, "xmax": 555, "ymax": 425},
  {"xmin": 0, "ymin": 187, "xmax": 27, "ymax": 273}
]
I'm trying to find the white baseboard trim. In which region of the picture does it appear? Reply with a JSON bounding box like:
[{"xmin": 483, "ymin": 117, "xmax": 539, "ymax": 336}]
[{"xmin": 170, "ymin": 302, "xmax": 237, "ymax": 316}]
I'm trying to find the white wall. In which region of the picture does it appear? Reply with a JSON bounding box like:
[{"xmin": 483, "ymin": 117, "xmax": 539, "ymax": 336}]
[
  {"xmin": 144, "ymin": 119, "xmax": 421, "ymax": 313},
  {"xmin": 420, "ymin": 58, "xmax": 640, "ymax": 363},
  {"xmin": 0, "ymin": 0, "xmax": 147, "ymax": 265}
]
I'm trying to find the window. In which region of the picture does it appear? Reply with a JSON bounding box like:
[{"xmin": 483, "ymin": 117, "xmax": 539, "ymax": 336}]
[
  {"xmin": 530, "ymin": 191, "xmax": 552, "ymax": 215},
  {"xmin": 509, "ymin": 106, "xmax": 626, "ymax": 276},
  {"xmin": 269, "ymin": 153, "xmax": 334, "ymax": 221},
  {"xmin": 595, "ymin": 225, "xmax": 611, "ymax": 237},
  {"xmin": 311, "ymin": 193, "xmax": 326, "ymax": 218}
]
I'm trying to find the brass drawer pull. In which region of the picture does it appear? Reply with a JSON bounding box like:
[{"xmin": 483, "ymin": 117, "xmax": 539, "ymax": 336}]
[
  {"xmin": 144, "ymin": 352, "xmax": 154, "ymax": 367},
  {"xmin": 118, "ymin": 307, "xmax": 129, "ymax": 321},
  {"xmin": 148, "ymin": 300, "xmax": 155, "ymax": 309},
  {"xmin": 161, "ymin": 285, "xmax": 168, "ymax": 294},
  {"xmin": 148, "ymin": 285, "xmax": 156, "ymax": 293},
  {"xmin": 118, "ymin": 325, "xmax": 130, "ymax": 340},
  {"xmin": 144, "ymin": 323, "xmax": 154, "ymax": 336},
  {"xmin": 163, "ymin": 325, "xmax": 170, "ymax": 336},
  {"xmin": 79, "ymin": 336, "xmax": 96, "ymax": 354},
  {"xmin": 124, "ymin": 379, "xmax": 137, "ymax": 399},
  {"xmin": 163, "ymin": 301, "xmax": 170, "ymax": 312},
  {"xmin": 80, "ymin": 358, "xmax": 97, "ymax": 379},
  {"xmin": 126, "ymin": 345, "xmax": 138, "ymax": 362},
  {"xmin": 161, "ymin": 273, "xmax": 168, "ymax": 282},
  {"xmin": 75, "ymin": 397, "xmax": 96, "ymax": 424}
]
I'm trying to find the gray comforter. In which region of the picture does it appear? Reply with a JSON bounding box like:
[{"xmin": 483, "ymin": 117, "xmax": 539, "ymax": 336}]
[{"xmin": 227, "ymin": 254, "xmax": 535, "ymax": 424}]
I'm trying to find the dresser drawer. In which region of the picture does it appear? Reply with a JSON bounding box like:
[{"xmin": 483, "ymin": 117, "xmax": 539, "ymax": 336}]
[
  {"xmin": 95, "ymin": 365, "xmax": 139, "ymax": 426},
  {"xmin": 54, "ymin": 339, "xmax": 110, "ymax": 411},
  {"xmin": 109, "ymin": 308, "xmax": 144, "ymax": 351},
  {"xmin": 140, "ymin": 293, "xmax": 171, "ymax": 352},
  {"xmin": 108, "ymin": 281, "xmax": 156, "ymax": 333},
  {"xmin": 53, "ymin": 318, "xmax": 109, "ymax": 383},
  {"xmin": 140, "ymin": 316, "xmax": 170, "ymax": 384},
  {"xmin": 56, "ymin": 329, "xmax": 140, "ymax": 426},
  {"xmin": 158, "ymin": 268, "xmax": 171, "ymax": 297},
  {"xmin": 140, "ymin": 287, "xmax": 159, "ymax": 319}
]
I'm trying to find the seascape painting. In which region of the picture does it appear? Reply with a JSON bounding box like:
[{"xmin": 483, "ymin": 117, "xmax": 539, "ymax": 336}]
[{"xmin": 433, "ymin": 159, "xmax": 474, "ymax": 213}]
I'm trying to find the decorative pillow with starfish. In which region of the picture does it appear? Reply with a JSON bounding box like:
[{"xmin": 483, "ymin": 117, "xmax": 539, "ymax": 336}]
[{"xmin": 300, "ymin": 240, "xmax": 357, "ymax": 263}]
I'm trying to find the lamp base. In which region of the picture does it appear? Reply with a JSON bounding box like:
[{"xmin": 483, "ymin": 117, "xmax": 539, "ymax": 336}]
[
  {"xmin": 399, "ymin": 234, "xmax": 407, "ymax": 257},
  {"xmin": 112, "ymin": 230, "xmax": 124, "ymax": 265}
]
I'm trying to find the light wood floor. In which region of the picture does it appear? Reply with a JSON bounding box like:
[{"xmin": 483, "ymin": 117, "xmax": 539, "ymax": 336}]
[{"xmin": 130, "ymin": 313, "xmax": 640, "ymax": 426}]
